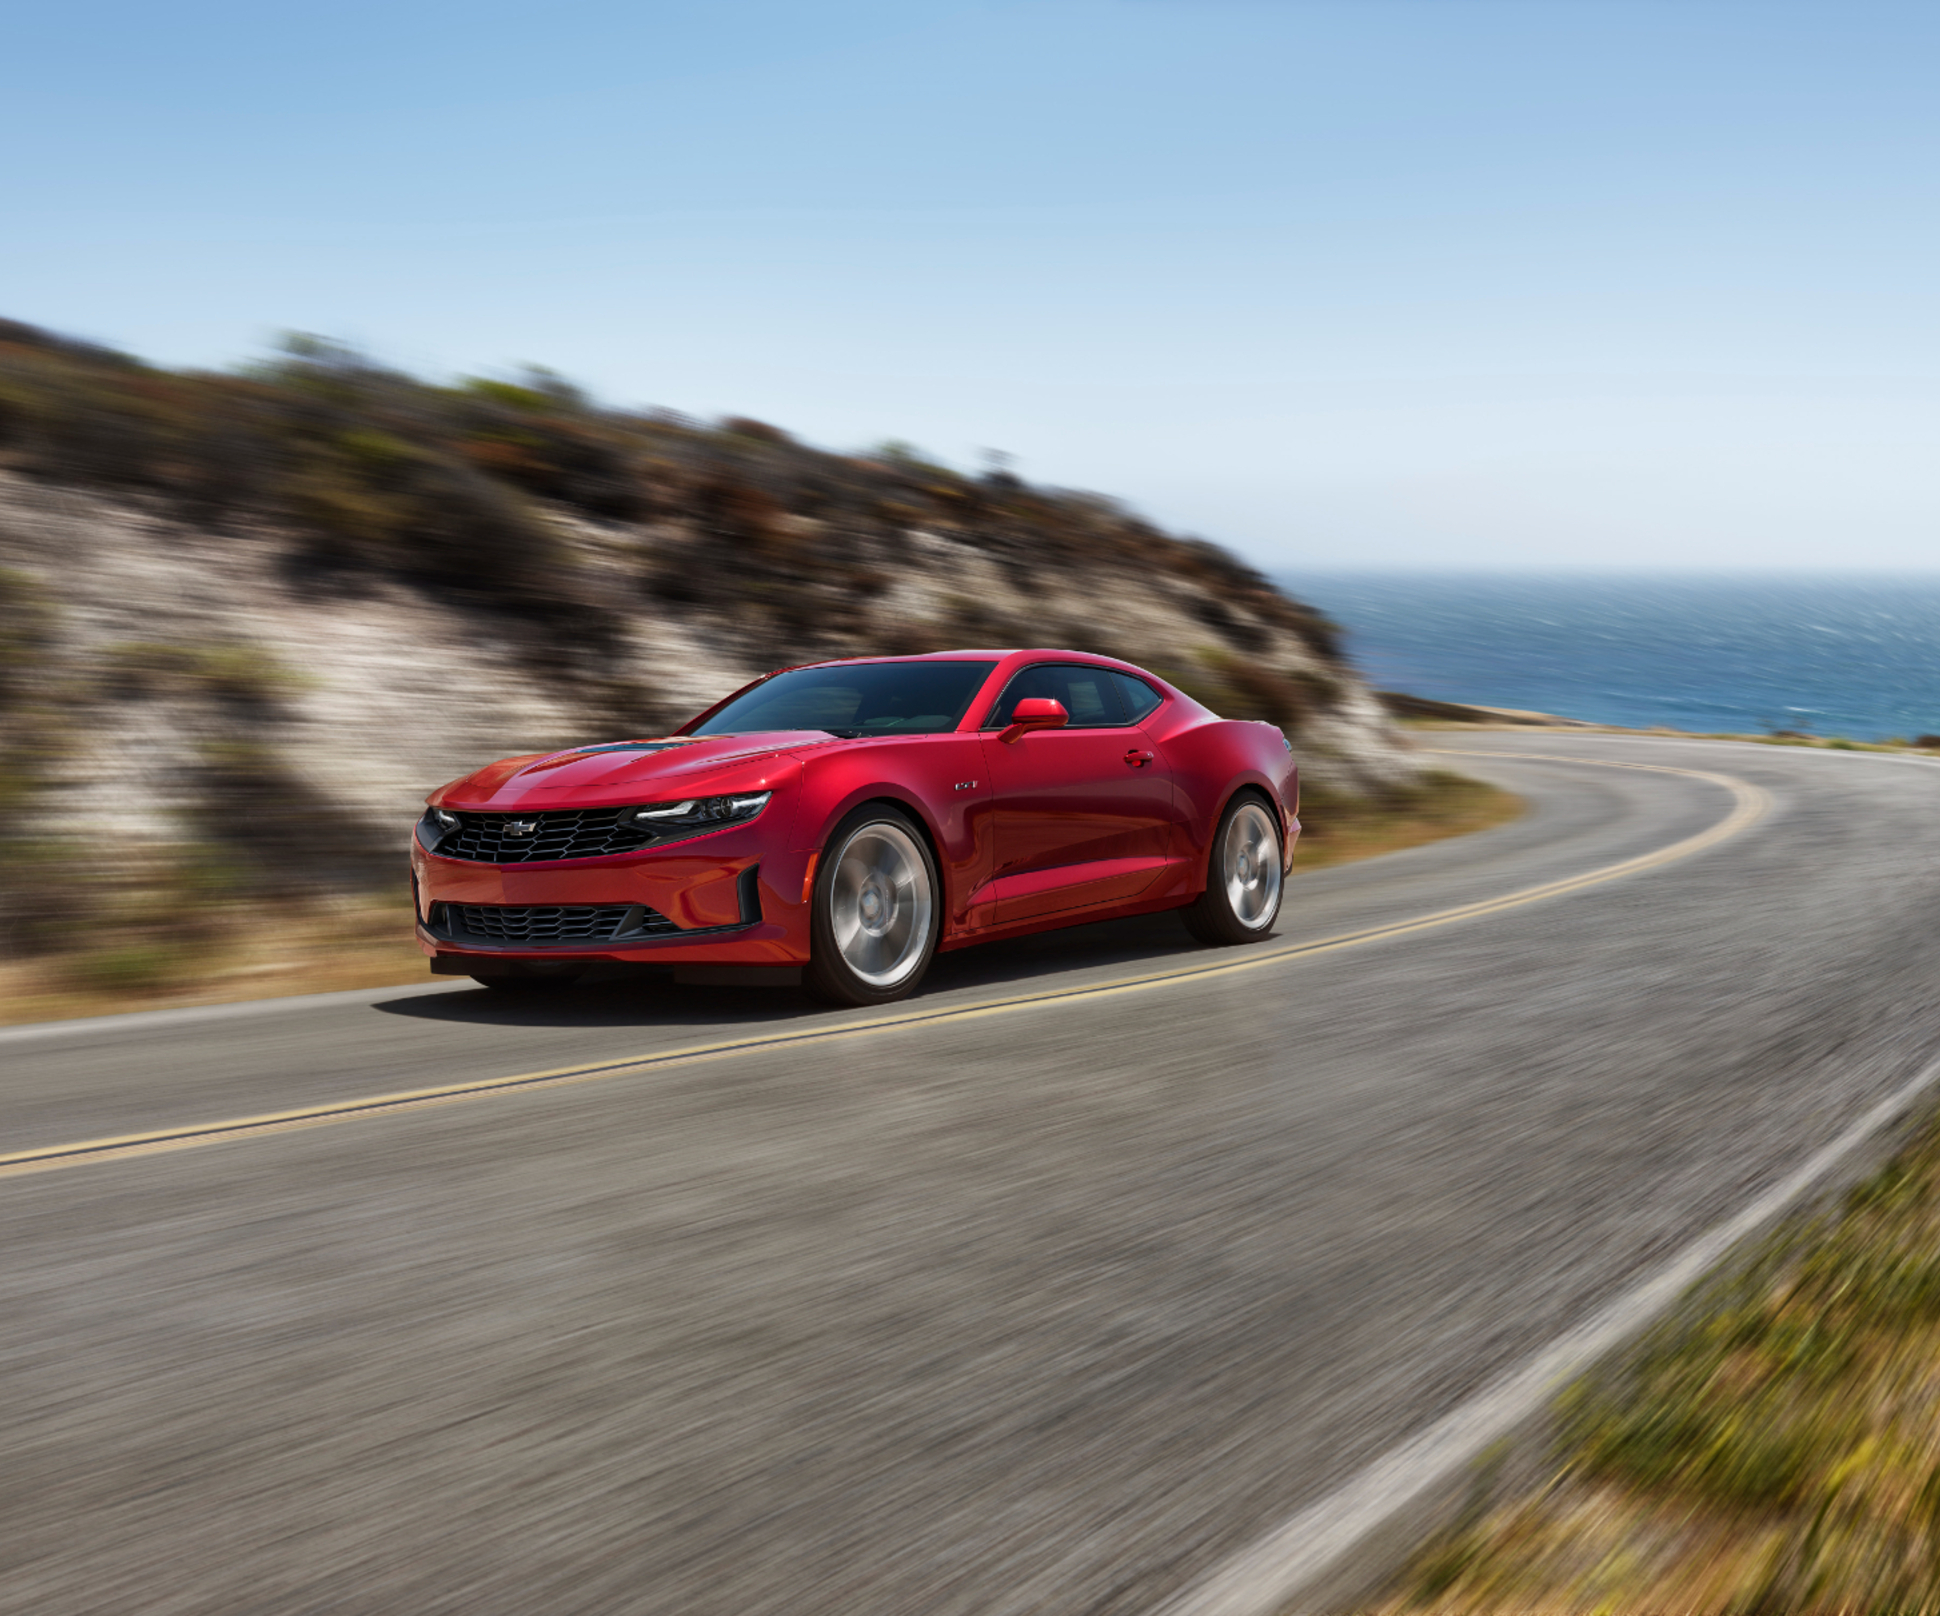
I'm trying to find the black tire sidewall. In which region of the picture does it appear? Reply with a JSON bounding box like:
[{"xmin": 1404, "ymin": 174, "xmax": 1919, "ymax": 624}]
[{"xmin": 806, "ymin": 805, "xmax": 942, "ymax": 1006}]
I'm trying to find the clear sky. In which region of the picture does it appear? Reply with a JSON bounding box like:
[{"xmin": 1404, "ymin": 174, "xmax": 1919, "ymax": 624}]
[{"xmin": 5, "ymin": 0, "xmax": 1935, "ymax": 570}]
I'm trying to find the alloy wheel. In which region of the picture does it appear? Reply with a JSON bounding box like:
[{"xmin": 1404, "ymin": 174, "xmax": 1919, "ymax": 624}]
[
  {"xmin": 828, "ymin": 821, "xmax": 935, "ymax": 988},
  {"xmin": 1223, "ymin": 800, "xmax": 1282, "ymax": 930}
]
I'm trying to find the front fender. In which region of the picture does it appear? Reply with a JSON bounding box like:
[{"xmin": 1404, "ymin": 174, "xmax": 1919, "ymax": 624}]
[{"xmin": 793, "ymin": 737, "xmax": 994, "ymax": 928}]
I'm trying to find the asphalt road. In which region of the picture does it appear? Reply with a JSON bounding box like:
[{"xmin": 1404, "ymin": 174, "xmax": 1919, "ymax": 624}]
[{"xmin": 5, "ymin": 732, "xmax": 1940, "ymax": 1616}]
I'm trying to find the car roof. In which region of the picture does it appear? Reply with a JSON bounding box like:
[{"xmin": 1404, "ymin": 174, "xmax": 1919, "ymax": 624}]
[{"xmin": 788, "ymin": 649, "xmax": 1142, "ymax": 670}]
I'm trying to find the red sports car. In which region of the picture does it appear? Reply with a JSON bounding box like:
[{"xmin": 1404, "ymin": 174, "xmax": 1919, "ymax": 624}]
[{"xmin": 412, "ymin": 651, "xmax": 1299, "ymax": 1005}]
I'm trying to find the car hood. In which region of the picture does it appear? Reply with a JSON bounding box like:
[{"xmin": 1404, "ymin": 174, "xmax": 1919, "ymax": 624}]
[{"xmin": 430, "ymin": 732, "xmax": 836, "ymax": 809}]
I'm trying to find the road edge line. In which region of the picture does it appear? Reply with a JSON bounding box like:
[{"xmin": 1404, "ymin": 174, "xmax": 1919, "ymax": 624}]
[{"xmin": 1155, "ymin": 1056, "xmax": 1940, "ymax": 1616}]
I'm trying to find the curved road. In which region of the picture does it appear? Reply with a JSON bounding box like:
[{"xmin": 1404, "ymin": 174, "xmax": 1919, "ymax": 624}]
[{"xmin": 4, "ymin": 733, "xmax": 1939, "ymax": 1615}]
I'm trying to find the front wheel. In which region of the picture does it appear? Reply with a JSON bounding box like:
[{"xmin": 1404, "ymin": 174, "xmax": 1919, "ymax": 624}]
[
  {"xmin": 1181, "ymin": 793, "xmax": 1284, "ymax": 946},
  {"xmin": 805, "ymin": 806, "xmax": 941, "ymax": 1006}
]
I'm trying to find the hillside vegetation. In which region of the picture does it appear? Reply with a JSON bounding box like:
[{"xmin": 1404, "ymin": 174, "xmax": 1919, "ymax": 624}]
[
  {"xmin": 0, "ymin": 317, "xmax": 1421, "ymax": 994},
  {"xmin": 0, "ymin": 319, "xmax": 1362, "ymax": 723}
]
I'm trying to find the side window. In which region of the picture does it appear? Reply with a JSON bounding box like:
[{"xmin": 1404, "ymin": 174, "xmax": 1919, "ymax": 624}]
[
  {"xmin": 1112, "ymin": 672, "xmax": 1163, "ymax": 724},
  {"xmin": 985, "ymin": 663, "xmax": 1128, "ymax": 729}
]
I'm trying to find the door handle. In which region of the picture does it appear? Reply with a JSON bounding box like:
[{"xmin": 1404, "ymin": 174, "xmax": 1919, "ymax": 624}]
[{"xmin": 1124, "ymin": 748, "xmax": 1155, "ymax": 768}]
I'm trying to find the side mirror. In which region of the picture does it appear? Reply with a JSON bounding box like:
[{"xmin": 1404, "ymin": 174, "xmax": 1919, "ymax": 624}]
[{"xmin": 1000, "ymin": 697, "xmax": 1069, "ymax": 745}]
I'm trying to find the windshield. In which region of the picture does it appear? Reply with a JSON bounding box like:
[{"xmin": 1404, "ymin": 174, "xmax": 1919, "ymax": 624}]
[{"xmin": 689, "ymin": 661, "xmax": 999, "ymax": 738}]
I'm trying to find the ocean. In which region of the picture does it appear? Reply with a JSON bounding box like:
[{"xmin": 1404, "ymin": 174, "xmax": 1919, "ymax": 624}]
[{"xmin": 1277, "ymin": 573, "xmax": 1940, "ymax": 742}]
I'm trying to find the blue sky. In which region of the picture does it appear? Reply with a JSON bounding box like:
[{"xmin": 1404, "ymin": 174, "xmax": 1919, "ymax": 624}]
[{"xmin": 5, "ymin": 0, "xmax": 1936, "ymax": 570}]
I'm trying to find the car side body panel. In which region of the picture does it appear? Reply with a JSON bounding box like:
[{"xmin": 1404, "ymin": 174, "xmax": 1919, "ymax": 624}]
[{"xmin": 969, "ymin": 721, "xmax": 1180, "ymax": 924}]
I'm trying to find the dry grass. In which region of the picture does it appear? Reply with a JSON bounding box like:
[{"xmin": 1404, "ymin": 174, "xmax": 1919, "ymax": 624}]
[
  {"xmin": 1293, "ymin": 770, "xmax": 1523, "ymax": 874},
  {"xmin": 1369, "ymin": 1112, "xmax": 1940, "ymax": 1615},
  {"xmin": 0, "ymin": 896, "xmax": 427, "ymax": 1027}
]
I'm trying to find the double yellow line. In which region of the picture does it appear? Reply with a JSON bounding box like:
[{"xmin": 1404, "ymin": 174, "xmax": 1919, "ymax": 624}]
[{"xmin": 0, "ymin": 753, "xmax": 1768, "ymax": 1181}]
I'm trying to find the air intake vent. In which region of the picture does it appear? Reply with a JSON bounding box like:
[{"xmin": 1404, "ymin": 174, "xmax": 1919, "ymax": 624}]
[{"xmin": 440, "ymin": 903, "xmax": 679, "ymax": 945}]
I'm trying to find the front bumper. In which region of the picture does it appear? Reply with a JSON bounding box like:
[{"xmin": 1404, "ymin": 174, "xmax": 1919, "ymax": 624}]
[{"xmin": 410, "ymin": 826, "xmax": 815, "ymax": 970}]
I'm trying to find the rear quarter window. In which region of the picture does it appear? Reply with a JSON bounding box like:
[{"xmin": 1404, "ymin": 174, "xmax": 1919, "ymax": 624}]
[{"xmin": 1112, "ymin": 672, "xmax": 1164, "ymax": 723}]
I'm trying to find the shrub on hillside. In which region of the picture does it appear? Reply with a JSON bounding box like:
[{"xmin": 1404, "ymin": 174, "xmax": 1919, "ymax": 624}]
[{"xmin": 0, "ymin": 315, "xmax": 1353, "ymax": 677}]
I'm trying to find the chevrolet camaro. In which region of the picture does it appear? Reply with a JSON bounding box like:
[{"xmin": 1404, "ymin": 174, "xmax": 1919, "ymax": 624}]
[{"xmin": 411, "ymin": 651, "xmax": 1299, "ymax": 1005}]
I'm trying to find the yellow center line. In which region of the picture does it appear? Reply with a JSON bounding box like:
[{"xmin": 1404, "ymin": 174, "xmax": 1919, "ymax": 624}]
[{"xmin": 0, "ymin": 753, "xmax": 1768, "ymax": 1180}]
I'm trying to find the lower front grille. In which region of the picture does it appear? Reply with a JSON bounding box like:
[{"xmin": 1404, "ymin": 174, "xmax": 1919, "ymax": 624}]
[{"xmin": 438, "ymin": 903, "xmax": 680, "ymax": 945}]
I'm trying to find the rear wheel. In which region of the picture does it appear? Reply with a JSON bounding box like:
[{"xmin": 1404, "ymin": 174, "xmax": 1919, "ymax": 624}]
[
  {"xmin": 1181, "ymin": 793, "xmax": 1284, "ymax": 945},
  {"xmin": 806, "ymin": 806, "xmax": 941, "ymax": 1006}
]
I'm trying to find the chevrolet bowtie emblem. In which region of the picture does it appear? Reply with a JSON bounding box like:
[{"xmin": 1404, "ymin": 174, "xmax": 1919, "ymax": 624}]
[{"xmin": 504, "ymin": 820, "xmax": 538, "ymax": 836}]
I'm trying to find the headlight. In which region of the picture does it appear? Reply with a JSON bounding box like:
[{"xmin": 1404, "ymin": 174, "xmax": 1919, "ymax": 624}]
[
  {"xmin": 629, "ymin": 791, "xmax": 771, "ymax": 838},
  {"xmin": 417, "ymin": 806, "xmax": 461, "ymax": 851}
]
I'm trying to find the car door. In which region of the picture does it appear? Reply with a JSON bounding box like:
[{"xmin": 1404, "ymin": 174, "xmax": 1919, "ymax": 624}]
[{"xmin": 971, "ymin": 662, "xmax": 1178, "ymax": 925}]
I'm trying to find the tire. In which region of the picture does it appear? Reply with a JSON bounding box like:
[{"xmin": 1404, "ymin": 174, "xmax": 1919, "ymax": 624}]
[
  {"xmin": 1181, "ymin": 792, "xmax": 1284, "ymax": 946},
  {"xmin": 467, "ymin": 963, "xmax": 586, "ymax": 994},
  {"xmin": 805, "ymin": 805, "xmax": 942, "ymax": 1006}
]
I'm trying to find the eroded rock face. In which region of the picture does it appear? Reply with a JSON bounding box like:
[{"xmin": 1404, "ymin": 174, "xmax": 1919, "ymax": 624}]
[{"xmin": 0, "ymin": 466, "xmax": 1416, "ymax": 888}]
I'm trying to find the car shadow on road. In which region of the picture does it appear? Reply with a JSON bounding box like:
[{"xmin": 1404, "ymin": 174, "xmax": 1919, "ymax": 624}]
[{"xmin": 369, "ymin": 911, "xmax": 1210, "ymax": 1030}]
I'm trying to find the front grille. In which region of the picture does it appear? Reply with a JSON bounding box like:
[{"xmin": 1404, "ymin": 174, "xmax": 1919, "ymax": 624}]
[
  {"xmin": 437, "ymin": 809, "xmax": 657, "ymax": 864},
  {"xmin": 439, "ymin": 903, "xmax": 680, "ymax": 945}
]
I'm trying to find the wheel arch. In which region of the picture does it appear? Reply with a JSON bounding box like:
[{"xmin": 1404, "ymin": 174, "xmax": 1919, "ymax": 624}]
[
  {"xmin": 850, "ymin": 792, "xmax": 944, "ymax": 866},
  {"xmin": 1182, "ymin": 775, "xmax": 1286, "ymax": 896},
  {"xmin": 1224, "ymin": 779, "xmax": 1281, "ymax": 821},
  {"xmin": 815, "ymin": 791, "xmax": 949, "ymax": 901}
]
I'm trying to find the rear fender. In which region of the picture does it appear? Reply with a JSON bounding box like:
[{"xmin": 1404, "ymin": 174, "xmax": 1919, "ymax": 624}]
[{"xmin": 1155, "ymin": 719, "xmax": 1298, "ymax": 891}]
